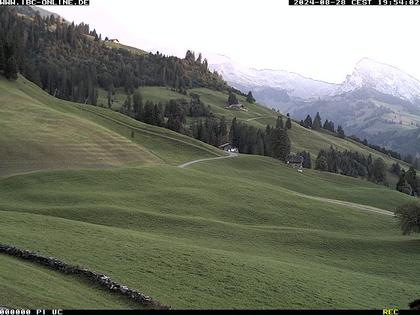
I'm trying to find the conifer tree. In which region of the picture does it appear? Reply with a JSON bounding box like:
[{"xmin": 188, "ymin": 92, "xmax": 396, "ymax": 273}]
[
  {"xmin": 133, "ymin": 90, "xmax": 143, "ymax": 115},
  {"xmin": 276, "ymin": 116, "xmax": 284, "ymax": 129},
  {"xmin": 406, "ymin": 167, "xmax": 417, "ymax": 195},
  {"xmin": 312, "ymin": 112, "xmax": 322, "ymax": 130},
  {"xmin": 372, "ymin": 158, "xmax": 387, "ymax": 183},
  {"xmin": 285, "ymin": 117, "xmax": 292, "ymax": 129},
  {"xmin": 396, "ymin": 170, "xmax": 413, "ymax": 195},
  {"xmin": 107, "ymin": 84, "xmax": 114, "ymax": 108},
  {"xmin": 315, "ymin": 150, "xmax": 329, "ymax": 171},
  {"xmin": 337, "ymin": 125, "xmax": 345, "ymax": 138},
  {"xmin": 0, "ymin": 43, "xmax": 4, "ymax": 72},
  {"xmin": 229, "ymin": 117, "xmax": 240, "ymax": 147},
  {"xmin": 143, "ymin": 101, "xmax": 155, "ymax": 125},
  {"xmin": 5, "ymin": 56, "xmax": 18, "ymax": 80},
  {"xmin": 228, "ymin": 91, "xmax": 239, "ymax": 105},
  {"xmin": 246, "ymin": 91, "xmax": 255, "ymax": 103},
  {"xmin": 271, "ymin": 127, "xmax": 290, "ymax": 161},
  {"xmin": 303, "ymin": 115, "xmax": 313, "ymax": 129}
]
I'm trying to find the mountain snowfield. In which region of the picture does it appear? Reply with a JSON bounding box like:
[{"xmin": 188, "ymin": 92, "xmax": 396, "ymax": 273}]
[
  {"xmin": 208, "ymin": 54, "xmax": 420, "ymax": 155},
  {"xmin": 339, "ymin": 58, "xmax": 420, "ymax": 103},
  {"xmin": 208, "ymin": 54, "xmax": 339, "ymax": 99},
  {"xmin": 209, "ymin": 54, "xmax": 420, "ymax": 103}
]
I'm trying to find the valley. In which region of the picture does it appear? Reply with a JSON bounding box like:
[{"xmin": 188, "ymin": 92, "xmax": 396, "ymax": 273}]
[
  {"xmin": 210, "ymin": 57, "xmax": 420, "ymax": 156},
  {"xmin": 0, "ymin": 75, "xmax": 419, "ymax": 309},
  {"xmin": 0, "ymin": 4, "xmax": 419, "ymax": 310}
]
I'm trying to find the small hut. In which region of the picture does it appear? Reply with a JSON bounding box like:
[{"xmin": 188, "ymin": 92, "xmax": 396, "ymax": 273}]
[
  {"xmin": 219, "ymin": 143, "xmax": 238, "ymax": 153},
  {"xmin": 286, "ymin": 155, "xmax": 304, "ymax": 170}
]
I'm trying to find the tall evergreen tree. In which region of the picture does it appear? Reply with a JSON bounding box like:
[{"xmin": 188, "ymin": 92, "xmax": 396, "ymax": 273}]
[
  {"xmin": 246, "ymin": 91, "xmax": 255, "ymax": 103},
  {"xmin": 218, "ymin": 116, "xmax": 227, "ymax": 144},
  {"xmin": 406, "ymin": 167, "xmax": 417, "ymax": 195},
  {"xmin": 285, "ymin": 116, "xmax": 292, "ymax": 129},
  {"xmin": 271, "ymin": 128, "xmax": 290, "ymax": 161},
  {"xmin": 396, "ymin": 170, "xmax": 413, "ymax": 195},
  {"xmin": 0, "ymin": 43, "xmax": 4, "ymax": 72},
  {"xmin": 107, "ymin": 84, "xmax": 114, "ymax": 108},
  {"xmin": 4, "ymin": 56, "xmax": 18, "ymax": 80},
  {"xmin": 337, "ymin": 125, "xmax": 345, "ymax": 138},
  {"xmin": 228, "ymin": 91, "xmax": 239, "ymax": 105},
  {"xmin": 229, "ymin": 117, "xmax": 239, "ymax": 147},
  {"xmin": 372, "ymin": 158, "xmax": 387, "ymax": 183},
  {"xmin": 276, "ymin": 116, "xmax": 284, "ymax": 129},
  {"xmin": 312, "ymin": 112, "xmax": 322, "ymax": 130},
  {"xmin": 153, "ymin": 104, "xmax": 165, "ymax": 127},
  {"xmin": 264, "ymin": 125, "xmax": 273, "ymax": 157},
  {"xmin": 132, "ymin": 89, "xmax": 143, "ymax": 115},
  {"xmin": 315, "ymin": 150, "xmax": 329, "ymax": 171},
  {"xmin": 303, "ymin": 115, "xmax": 313, "ymax": 129},
  {"xmin": 143, "ymin": 101, "xmax": 155, "ymax": 125}
]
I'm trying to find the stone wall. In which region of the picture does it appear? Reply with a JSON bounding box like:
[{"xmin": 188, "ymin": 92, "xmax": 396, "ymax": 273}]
[{"xmin": 0, "ymin": 244, "xmax": 170, "ymax": 310}]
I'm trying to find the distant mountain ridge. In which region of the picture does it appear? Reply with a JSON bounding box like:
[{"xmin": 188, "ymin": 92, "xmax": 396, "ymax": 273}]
[
  {"xmin": 209, "ymin": 55, "xmax": 420, "ymax": 103},
  {"xmin": 209, "ymin": 55, "xmax": 420, "ymax": 155},
  {"xmin": 209, "ymin": 54, "xmax": 339, "ymax": 100}
]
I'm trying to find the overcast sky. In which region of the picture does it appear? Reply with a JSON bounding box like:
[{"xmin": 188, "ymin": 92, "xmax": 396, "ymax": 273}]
[{"xmin": 41, "ymin": 0, "xmax": 420, "ymax": 83}]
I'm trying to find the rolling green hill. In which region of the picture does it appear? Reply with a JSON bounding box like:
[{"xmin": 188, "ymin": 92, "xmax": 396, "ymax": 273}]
[
  {"xmin": 0, "ymin": 155, "xmax": 418, "ymax": 309},
  {"xmin": 0, "ymin": 255, "xmax": 140, "ymax": 309},
  {"xmin": 0, "ymin": 76, "xmax": 222, "ymax": 177},
  {"xmin": 1, "ymin": 77, "xmax": 418, "ymax": 309},
  {"xmin": 101, "ymin": 85, "xmax": 409, "ymax": 185}
]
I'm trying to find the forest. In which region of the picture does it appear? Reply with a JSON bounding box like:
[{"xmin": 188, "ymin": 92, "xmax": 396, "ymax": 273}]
[{"xmin": 0, "ymin": 6, "xmax": 227, "ymax": 105}]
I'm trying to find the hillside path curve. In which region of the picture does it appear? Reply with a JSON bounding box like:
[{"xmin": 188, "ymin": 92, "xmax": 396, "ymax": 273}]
[{"xmin": 178, "ymin": 152, "xmax": 238, "ymax": 169}]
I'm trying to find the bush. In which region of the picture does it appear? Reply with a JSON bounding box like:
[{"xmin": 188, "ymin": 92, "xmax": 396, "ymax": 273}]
[{"xmin": 394, "ymin": 202, "xmax": 420, "ymax": 235}]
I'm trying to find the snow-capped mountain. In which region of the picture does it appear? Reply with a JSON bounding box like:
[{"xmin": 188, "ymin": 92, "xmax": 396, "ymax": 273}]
[
  {"xmin": 208, "ymin": 54, "xmax": 420, "ymax": 155},
  {"xmin": 208, "ymin": 54, "xmax": 339, "ymax": 100},
  {"xmin": 209, "ymin": 54, "xmax": 420, "ymax": 104},
  {"xmin": 339, "ymin": 58, "xmax": 420, "ymax": 102}
]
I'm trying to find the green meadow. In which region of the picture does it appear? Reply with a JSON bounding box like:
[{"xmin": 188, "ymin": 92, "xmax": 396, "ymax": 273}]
[
  {"xmin": 106, "ymin": 85, "xmax": 409, "ymax": 184},
  {"xmin": 0, "ymin": 76, "xmax": 418, "ymax": 309}
]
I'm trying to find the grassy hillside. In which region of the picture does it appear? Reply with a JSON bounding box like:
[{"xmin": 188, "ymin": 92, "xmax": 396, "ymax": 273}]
[
  {"xmin": 103, "ymin": 40, "xmax": 148, "ymax": 55},
  {"xmin": 1, "ymin": 77, "xmax": 418, "ymax": 309},
  {"xmin": 131, "ymin": 86, "xmax": 410, "ymax": 183},
  {"xmin": 0, "ymin": 76, "xmax": 222, "ymax": 176},
  {"xmin": 0, "ymin": 155, "xmax": 418, "ymax": 309},
  {"xmin": 0, "ymin": 254, "xmax": 140, "ymax": 309}
]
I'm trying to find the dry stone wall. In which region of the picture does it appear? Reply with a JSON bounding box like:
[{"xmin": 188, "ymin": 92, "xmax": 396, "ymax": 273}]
[{"xmin": 0, "ymin": 244, "xmax": 170, "ymax": 310}]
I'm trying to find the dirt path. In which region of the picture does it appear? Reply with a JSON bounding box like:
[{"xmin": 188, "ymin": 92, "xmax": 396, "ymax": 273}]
[
  {"xmin": 178, "ymin": 152, "xmax": 238, "ymax": 169},
  {"xmin": 178, "ymin": 153, "xmax": 393, "ymax": 216},
  {"xmin": 287, "ymin": 190, "xmax": 394, "ymax": 216},
  {"xmin": 82, "ymin": 106, "xmax": 393, "ymax": 217}
]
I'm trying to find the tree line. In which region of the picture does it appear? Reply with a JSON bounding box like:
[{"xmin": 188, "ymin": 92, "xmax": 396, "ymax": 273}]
[
  {"xmin": 300, "ymin": 112, "xmax": 345, "ymax": 138},
  {"xmin": 348, "ymin": 135, "xmax": 402, "ymax": 161},
  {"xmin": 118, "ymin": 90, "xmax": 292, "ymax": 161},
  {"xmin": 315, "ymin": 146, "xmax": 387, "ymax": 184},
  {"xmin": 229, "ymin": 117, "xmax": 291, "ymax": 160},
  {"xmin": 0, "ymin": 7, "xmax": 227, "ymax": 105},
  {"xmin": 391, "ymin": 162, "xmax": 419, "ymax": 197}
]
